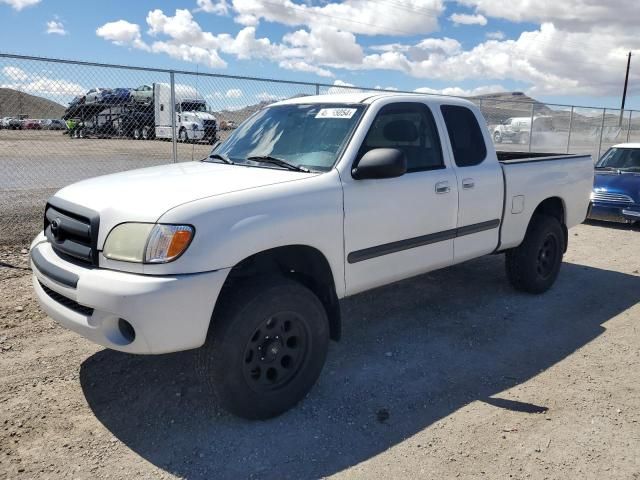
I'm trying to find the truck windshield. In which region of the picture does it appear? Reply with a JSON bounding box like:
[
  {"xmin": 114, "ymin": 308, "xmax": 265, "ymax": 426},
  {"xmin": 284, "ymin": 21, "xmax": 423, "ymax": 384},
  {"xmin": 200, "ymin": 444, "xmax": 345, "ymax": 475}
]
[
  {"xmin": 596, "ymin": 148, "xmax": 640, "ymax": 172},
  {"xmin": 181, "ymin": 102, "xmax": 207, "ymax": 112},
  {"xmin": 208, "ymin": 104, "xmax": 366, "ymax": 172}
]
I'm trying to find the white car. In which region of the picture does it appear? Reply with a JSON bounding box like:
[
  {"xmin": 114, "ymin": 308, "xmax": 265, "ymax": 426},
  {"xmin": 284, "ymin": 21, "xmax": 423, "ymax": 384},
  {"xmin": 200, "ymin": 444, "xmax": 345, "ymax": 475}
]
[
  {"xmin": 30, "ymin": 93, "xmax": 593, "ymax": 419},
  {"xmin": 131, "ymin": 84, "xmax": 153, "ymax": 104},
  {"xmin": 84, "ymin": 87, "xmax": 111, "ymax": 104},
  {"xmin": 493, "ymin": 116, "xmax": 553, "ymax": 144}
]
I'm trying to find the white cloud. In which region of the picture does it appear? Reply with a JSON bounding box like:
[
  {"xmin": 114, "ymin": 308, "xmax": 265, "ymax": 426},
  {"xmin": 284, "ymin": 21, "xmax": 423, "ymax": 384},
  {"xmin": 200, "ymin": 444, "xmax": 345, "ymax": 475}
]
[
  {"xmin": 414, "ymin": 84, "xmax": 506, "ymax": 96},
  {"xmin": 255, "ymin": 92, "xmax": 283, "ymax": 102},
  {"xmin": 3, "ymin": 66, "xmax": 29, "ymax": 81},
  {"xmin": 226, "ymin": 88, "xmax": 242, "ymax": 98},
  {"xmin": 194, "ymin": 0, "xmax": 229, "ymax": 15},
  {"xmin": 96, "ymin": 20, "xmax": 150, "ymax": 51},
  {"xmin": 283, "ymin": 27, "xmax": 363, "ymax": 65},
  {"xmin": 1, "ymin": 66, "xmax": 85, "ymax": 97},
  {"xmin": 327, "ymin": 79, "xmax": 361, "ymax": 94},
  {"xmin": 151, "ymin": 41, "xmax": 227, "ymax": 68},
  {"xmin": 0, "ymin": 0, "xmax": 40, "ymax": 11},
  {"xmin": 458, "ymin": 0, "xmax": 636, "ymax": 31},
  {"xmin": 449, "ymin": 13, "xmax": 487, "ymax": 26},
  {"xmin": 46, "ymin": 20, "xmax": 67, "ymax": 35},
  {"xmin": 278, "ymin": 60, "xmax": 334, "ymax": 78},
  {"xmin": 229, "ymin": 0, "xmax": 444, "ymax": 36},
  {"xmin": 485, "ymin": 30, "xmax": 505, "ymax": 40}
]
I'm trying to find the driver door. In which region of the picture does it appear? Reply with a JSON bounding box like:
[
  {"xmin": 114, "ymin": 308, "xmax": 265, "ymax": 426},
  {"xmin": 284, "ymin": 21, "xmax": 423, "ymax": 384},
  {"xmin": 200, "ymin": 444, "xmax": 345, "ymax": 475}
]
[{"xmin": 342, "ymin": 101, "xmax": 459, "ymax": 295}]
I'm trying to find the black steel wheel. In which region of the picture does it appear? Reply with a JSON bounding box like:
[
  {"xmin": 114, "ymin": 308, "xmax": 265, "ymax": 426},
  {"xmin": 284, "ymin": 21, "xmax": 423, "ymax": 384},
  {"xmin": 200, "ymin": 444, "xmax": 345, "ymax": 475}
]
[
  {"xmin": 506, "ymin": 214, "xmax": 565, "ymax": 294},
  {"xmin": 197, "ymin": 276, "xmax": 329, "ymax": 420},
  {"xmin": 242, "ymin": 312, "xmax": 309, "ymax": 392}
]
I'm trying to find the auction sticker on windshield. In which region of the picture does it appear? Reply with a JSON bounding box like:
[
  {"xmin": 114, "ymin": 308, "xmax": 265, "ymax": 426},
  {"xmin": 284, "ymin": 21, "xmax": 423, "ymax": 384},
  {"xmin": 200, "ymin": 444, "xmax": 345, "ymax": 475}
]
[{"xmin": 315, "ymin": 108, "xmax": 357, "ymax": 119}]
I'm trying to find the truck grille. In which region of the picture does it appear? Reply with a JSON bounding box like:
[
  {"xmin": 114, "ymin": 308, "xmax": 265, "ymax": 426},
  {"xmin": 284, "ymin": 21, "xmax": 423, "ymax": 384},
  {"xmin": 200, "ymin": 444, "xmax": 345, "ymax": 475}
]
[
  {"xmin": 44, "ymin": 200, "xmax": 99, "ymax": 266},
  {"xmin": 591, "ymin": 191, "xmax": 634, "ymax": 204},
  {"xmin": 39, "ymin": 280, "xmax": 94, "ymax": 316}
]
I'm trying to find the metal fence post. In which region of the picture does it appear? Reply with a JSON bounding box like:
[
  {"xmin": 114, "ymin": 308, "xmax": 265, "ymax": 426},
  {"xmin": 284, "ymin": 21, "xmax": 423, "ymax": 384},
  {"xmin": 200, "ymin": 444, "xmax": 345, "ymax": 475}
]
[
  {"xmin": 566, "ymin": 106, "xmax": 574, "ymax": 154},
  {"xmin": 597, "ymin": 108, "xmax": 606, "ymax": 160},
  {"xmin": 627, "ymin": 110, "xmax": 633, "ymax": 142},
  {"xmin": 528, "ymin": 103, "xmax": 534, "ymax": 152},
  {"xmin": 315, "ymin": 84, "xmax": 320, "ymax": 95},
  {"xmin": 170, "ymin": 71, "xmax": 178, "ymax": 163}
]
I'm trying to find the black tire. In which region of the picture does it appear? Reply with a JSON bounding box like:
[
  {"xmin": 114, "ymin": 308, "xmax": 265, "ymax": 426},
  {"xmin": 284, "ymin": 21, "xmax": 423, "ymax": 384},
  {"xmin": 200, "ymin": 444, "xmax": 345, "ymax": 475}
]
[
  {"xmin": 179, "ymin": 128, "xmax": 188, "ymax": 143},
  {"xmin": 493, "ymin": 131, "xmax": 502, "ymax": 144},
  {"xmin": 142, "ymin": 126, "xmax": 152, "ymax": 140},
  {"xmin": 133, "ymin": 127, "xmax": 141, "ymax": 140},
  {"xmin": 506, "ymin": 214, "xmax": 565, "ymax": 294},
  {"xmin": 197, "ymin": 276, "xmax": 329, "ymax": 420}
]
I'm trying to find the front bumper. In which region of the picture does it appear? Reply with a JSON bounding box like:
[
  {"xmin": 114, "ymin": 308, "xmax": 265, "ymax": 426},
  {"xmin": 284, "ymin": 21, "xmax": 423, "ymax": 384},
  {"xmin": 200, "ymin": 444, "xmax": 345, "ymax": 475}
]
[
  {"xmin": 30, "ymin": 236, "xmax": 229, "ymax": 354},
  {"xmin": 587, "ymin": 202, "xmax": 640, "ymax": 223}
]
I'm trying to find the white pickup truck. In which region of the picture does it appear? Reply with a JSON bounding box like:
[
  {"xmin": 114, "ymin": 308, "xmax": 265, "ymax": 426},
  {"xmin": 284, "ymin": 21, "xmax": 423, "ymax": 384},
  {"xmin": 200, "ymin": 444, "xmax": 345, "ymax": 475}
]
[{"xmin": 30, "ymin": 93, "xmax": 593, "ymax": 419}]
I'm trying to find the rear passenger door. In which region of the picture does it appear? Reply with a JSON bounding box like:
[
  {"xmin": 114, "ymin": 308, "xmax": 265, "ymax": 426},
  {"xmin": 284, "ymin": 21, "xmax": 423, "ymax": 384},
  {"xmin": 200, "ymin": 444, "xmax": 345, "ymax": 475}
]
[
  {"xmin": 440, "ymin": 104, "xmax": 504, "ymax": 263},
  {"xmin": 342, "ymin": 101, "xmax": 459, "ymax": 295}
]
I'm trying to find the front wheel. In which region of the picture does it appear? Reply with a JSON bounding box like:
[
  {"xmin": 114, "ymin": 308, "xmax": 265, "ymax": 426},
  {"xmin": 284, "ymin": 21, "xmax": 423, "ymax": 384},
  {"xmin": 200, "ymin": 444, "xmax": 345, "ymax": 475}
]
[
  {"xmin": 179, "ymin": 128, "xmax": 189, "ymax": 143},
  {"xmin": 197, "ymin": 277, "xmax": 329, "ymax": 419},
  {"xmin": 493, "ymin": 131, "xmax": 502, "ymax": 144},
  {"xmin": 506, "ymin": 214, "xmax": 565, "ymax": 294}
]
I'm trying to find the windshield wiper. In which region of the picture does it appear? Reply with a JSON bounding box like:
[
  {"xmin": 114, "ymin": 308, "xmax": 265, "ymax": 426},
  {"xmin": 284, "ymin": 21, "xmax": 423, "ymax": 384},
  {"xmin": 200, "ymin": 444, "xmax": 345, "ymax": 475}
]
[
  {"xmin": 247, "ymin": 155, "xmax": 311, "ymax": 173},
  {"xmin": 207, "ymin": 153, "xmax": 234, "ymax": 165}
]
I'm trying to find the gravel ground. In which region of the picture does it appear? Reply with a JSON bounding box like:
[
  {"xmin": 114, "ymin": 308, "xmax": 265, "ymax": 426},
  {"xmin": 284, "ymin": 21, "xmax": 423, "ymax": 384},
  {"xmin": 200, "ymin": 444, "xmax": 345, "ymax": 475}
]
[{"xmin": 1, "ymin": 221, "xmax": 639, "ymax": 480}]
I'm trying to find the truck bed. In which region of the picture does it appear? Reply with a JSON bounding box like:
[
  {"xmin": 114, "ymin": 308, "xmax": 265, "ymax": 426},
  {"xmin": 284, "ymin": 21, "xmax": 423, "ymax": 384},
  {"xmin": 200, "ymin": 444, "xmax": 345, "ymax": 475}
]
[
  {"xmin": 496, "ymin": 152, "xmax": 593, "ymax": 252},
  {"xmin": 497, "ymin": 151, "xmax": 582, "ymax": 163}
]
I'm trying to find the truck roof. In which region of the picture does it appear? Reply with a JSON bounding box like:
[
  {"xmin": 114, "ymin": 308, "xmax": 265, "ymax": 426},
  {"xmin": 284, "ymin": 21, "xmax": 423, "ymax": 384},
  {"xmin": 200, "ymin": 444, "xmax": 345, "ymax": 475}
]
[{"xmin": 272, "ymin": 92, "xmax": 478, "ymax": 108}]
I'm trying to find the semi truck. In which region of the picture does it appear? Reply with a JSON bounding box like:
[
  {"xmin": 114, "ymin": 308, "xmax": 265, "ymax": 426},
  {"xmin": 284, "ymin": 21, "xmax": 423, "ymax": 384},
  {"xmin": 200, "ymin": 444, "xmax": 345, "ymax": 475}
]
[{"xmin": 153, "ymin": 83, "xmax": 218, "ymax": 143}]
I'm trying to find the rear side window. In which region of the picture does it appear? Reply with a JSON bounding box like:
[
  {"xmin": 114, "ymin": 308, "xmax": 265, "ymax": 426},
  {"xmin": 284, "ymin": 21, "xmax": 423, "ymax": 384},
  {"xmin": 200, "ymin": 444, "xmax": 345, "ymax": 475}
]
[
  {"xmin": 358, "ymin": 103, "xmax": 444, "ymax": 172},
  {"xmin": 440, "ymin": 105, "xmax": 487, "ymax": 167}
]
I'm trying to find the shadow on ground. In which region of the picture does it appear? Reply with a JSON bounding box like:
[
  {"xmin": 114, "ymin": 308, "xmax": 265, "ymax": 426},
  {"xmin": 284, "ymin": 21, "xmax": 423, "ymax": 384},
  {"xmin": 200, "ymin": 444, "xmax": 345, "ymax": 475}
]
[{"xmin": 80, "ymin": 255, "xmax": 640, "ymax": 479}]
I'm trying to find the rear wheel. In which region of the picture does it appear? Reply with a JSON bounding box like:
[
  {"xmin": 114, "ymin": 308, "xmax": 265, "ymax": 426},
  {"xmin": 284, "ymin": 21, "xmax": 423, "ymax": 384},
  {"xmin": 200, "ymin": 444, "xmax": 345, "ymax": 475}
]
[
  {"xmin": 506, "ymin": 214, "xmax": 565, "ymax": 294},
  {"xmin": 133, "ymin": 127, "xmax": 141, "ymax": 140},
  {"xmin": 142, "ymin": 126, "xmax": 152, "ymax": 140},
  {"xmin": 197, "ymin": 277, "xmax": 329, "ymax": 419}
]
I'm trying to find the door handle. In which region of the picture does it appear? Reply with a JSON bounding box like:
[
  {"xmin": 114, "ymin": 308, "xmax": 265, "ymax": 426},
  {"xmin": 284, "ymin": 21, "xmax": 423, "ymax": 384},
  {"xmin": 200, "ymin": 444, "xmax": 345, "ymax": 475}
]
[
  {"xmin": 462, "ymin": 178, "xmax": 475, "ymax": 189},
  {"xmin": 435, "ymin": 181, "xmax": 450, "ymax": 194}
]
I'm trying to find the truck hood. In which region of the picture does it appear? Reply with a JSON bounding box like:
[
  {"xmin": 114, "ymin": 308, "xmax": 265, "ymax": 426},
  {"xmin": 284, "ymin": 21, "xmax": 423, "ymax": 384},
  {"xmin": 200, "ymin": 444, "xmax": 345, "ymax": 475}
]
[
  {"xmin": 594, "ymin": 171, "xmax": 640, "ymax": 202},
  {"xmin": 54, "ymin": 162, "xmax": 316, "ymax": 242}
]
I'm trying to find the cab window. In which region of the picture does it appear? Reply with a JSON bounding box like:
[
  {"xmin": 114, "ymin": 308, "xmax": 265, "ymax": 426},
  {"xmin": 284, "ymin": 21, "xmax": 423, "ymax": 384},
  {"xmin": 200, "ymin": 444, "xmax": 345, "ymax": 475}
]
[{"xmin": 357, "ymin": 103, "xmax": 444, "ymax": 172}]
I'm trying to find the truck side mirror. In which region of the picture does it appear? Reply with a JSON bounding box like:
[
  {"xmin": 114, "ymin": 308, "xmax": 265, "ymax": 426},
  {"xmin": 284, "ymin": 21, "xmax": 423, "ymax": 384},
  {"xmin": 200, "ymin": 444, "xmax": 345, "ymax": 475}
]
[{"xmin": 352, "ymin": 148, "xmax": 407, "ymax": 180}]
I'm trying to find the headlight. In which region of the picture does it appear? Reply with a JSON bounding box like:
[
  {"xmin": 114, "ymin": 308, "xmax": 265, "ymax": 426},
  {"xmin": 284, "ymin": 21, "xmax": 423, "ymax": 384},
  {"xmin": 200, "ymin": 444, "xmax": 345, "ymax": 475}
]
[{"xmin": 103, "ymin": 223, "xmax": 194, "ymax": 263}]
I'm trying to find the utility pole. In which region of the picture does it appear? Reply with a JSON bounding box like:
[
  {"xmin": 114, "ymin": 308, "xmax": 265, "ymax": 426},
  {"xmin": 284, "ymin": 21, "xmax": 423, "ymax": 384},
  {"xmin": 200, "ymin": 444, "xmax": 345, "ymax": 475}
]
[{"xmin": 620, "ymin": 51, "xmax": 631, "ymax": 125}]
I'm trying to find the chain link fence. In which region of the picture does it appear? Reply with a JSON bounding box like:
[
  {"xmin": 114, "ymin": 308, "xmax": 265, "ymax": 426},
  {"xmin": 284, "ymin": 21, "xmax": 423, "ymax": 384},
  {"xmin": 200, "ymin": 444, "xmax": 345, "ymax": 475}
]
[{"xmin": 1, "ymin": 53, "xmax": 638, "ymax": 245}]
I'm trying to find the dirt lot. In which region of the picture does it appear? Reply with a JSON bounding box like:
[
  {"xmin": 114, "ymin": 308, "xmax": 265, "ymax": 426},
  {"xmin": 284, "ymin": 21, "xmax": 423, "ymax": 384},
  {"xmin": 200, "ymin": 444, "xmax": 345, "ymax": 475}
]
[{"xmin": 0, "ymin": 221, "xmax": 639, "ymax": 479}]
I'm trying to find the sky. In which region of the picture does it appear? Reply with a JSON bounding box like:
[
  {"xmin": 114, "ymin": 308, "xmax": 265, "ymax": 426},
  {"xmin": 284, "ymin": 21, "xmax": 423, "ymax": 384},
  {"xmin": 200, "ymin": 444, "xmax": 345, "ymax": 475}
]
[{"xmin": 0, "ymin": 0, "xmax": 638, "ymax": 110}]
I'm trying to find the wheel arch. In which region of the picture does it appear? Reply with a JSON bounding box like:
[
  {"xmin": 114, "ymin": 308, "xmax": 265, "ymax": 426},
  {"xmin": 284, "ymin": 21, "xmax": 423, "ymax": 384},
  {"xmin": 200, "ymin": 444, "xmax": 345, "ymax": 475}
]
[
  {"xmin": 217, "ymin": 245, "xmax": 341, "ymax": 341},
  {"xmin": 531, "ymin": 196, "xmax": 568, "ymax": 252}
]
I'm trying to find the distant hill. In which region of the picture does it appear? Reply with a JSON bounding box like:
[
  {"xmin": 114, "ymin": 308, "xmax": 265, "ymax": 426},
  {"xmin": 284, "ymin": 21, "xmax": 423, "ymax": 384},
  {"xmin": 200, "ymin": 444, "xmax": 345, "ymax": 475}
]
[{"xmin": 0, "ymin": 88, "xmax": 66, "ymax": 119}]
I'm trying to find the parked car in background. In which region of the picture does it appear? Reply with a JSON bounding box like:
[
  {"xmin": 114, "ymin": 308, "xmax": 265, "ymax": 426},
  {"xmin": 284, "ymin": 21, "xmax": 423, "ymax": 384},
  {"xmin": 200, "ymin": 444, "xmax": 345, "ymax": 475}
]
[
  {"xmin": 7, "ymin": 117, "xmax": 23, "ymax": 129},
  {"xmin": 21, "ymin": 119, "xmax": 42, "ymax": 130},
  {"xmin": 132, "ymin": 84, "xmax": 153, "ymax": 104},
  {"xmin": 220, "ymin": 119, "xmax": 238, "ymax": 130},
  {"xmin": 587, "ymin": 143, "xmax": 640, "ymax": 224},
  {"xmin": 85, "ymin": 88, "xmax": 112, "ymax": 104},
  {"xmin": 42, "ymin": 119, "xmax": 67, "ymax": 130},
  {"xmin": 493, "ymin": 116, "xmax": 553, "ymax": 145},
  {"xmin": 102, "ymin": 88, "xmax": 132, "ymax": 104}
]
